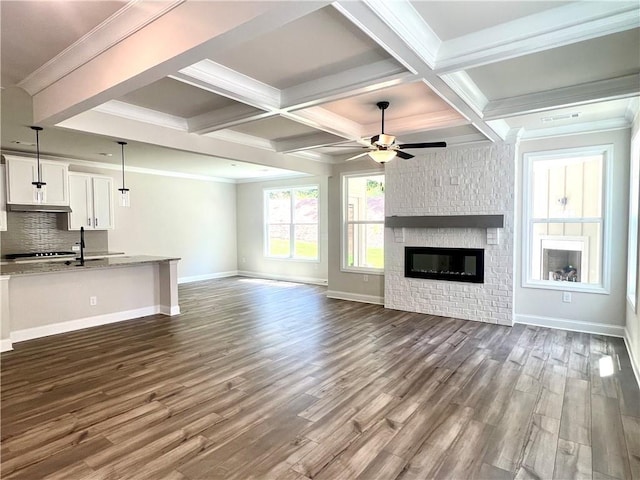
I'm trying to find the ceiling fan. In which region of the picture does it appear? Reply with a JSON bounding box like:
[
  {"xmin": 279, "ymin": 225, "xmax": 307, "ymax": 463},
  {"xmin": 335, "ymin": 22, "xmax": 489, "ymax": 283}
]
[{"xmin": 346, "ymin": 101, "xmax": 446, "ymax": 163}]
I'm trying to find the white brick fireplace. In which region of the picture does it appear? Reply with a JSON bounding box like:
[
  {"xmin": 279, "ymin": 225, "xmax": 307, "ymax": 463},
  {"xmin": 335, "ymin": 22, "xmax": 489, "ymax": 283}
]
[{"xmin": 384, "ymin": 143, "xmax": 515, "ymax": 325}]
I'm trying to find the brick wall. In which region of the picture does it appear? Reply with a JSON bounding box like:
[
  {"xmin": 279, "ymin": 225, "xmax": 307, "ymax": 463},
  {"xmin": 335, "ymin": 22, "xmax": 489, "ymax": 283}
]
[{"xmin": 384, "ymin": 143, "xmax": 515, "ymax": 325}]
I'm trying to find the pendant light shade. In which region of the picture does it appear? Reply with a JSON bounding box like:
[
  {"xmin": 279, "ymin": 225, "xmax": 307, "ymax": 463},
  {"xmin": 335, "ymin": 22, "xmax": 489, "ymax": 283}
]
[
  {"xmin": 368, "ymin": 149, "xmax": 397, "ymax": 163},
  {"xmin": 30, "ymin": 126, "xmax": 46, "ymax": 203},
  {"xmin": 117, "ymin": 141, "xmax": 130, "ymax": 207}
]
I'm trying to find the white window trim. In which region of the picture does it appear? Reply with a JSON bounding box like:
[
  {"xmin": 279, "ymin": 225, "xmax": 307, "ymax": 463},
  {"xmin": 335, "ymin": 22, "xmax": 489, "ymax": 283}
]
[
  {"xmin": 263, "ymin": 184, "xmax": 320, "ymax": 263},
  {"xmin": 627, "ymin": 129, "xmax": 640, "ymax": 311},
  {"xmin": 341, "ymin": 170, "xmax": 385, "ymax": 275},
  {"xmin": 522, "ymin": 145, "xmax": 613, "ymax": 294}
]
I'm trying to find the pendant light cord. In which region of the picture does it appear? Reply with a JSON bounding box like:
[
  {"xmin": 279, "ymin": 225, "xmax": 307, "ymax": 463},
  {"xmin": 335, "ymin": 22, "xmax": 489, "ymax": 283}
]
[
  {"xmin": 117, "ymin": 141, "xmax": 129, "ymax": 193},
  {"xmin": 30, "ymin": 126, "xmax": 45, "ymax": 187}
]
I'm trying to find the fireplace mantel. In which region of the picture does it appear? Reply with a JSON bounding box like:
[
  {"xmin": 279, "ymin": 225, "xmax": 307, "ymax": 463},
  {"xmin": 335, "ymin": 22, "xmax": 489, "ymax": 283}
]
[{"xmin": 385, "ymin": 215, "xmax": 504, "ymax": 229}]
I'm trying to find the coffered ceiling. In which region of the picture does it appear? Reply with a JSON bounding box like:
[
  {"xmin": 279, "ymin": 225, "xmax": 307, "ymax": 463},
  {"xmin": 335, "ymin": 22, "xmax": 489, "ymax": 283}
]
[{"xmin": 1, "ymin": 0, "xmax": 638, "ymax": 181}]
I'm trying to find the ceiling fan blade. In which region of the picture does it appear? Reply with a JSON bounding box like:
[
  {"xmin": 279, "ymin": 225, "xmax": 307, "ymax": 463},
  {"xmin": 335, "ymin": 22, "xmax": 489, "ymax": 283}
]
[
  {"xmin": 398, "ymin": 141, "xmax": 447, "ymax": 149},
  {"xmin": 370, "ymin": 134, "xmax": 379, "ymax": 145},
  {"xmin": 345, "ymin": 152, "xmax": 369, "ymax": 162},
  {"xmin": 396, "ymin": 150, "xmax": 414, "ymax": 160}
]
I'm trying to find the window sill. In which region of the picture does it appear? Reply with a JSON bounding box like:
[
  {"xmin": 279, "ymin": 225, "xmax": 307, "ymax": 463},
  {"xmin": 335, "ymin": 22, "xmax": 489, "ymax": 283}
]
[
  {"xmin": 522, "ymin": 280, "xmax": 609, "ymax": 295},
  {"xmin": 341, "ymin": 266, "xmax": 384, "ymax": 276}
]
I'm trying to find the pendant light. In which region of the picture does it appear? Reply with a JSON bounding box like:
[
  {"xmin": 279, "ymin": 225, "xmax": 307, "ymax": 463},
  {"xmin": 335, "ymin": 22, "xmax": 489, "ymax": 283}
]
[
  {"xmin": 117, "ymin": 141, "xmax": 130, "ymax": 207},
  {"xmin": 30, "ymin": 126, "xmax": 46, "ymax": 203}
]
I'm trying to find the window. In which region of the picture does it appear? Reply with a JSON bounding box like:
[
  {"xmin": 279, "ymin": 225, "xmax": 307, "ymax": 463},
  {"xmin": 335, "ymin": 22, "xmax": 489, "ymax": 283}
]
[
  {"xmin": 342, "ymin": 173, "xmax": 385, "ymax": 272},
  {"xmin": 523, "ymin": 145, "xmax": 611, "ymax": 293},
  {"xmin": 628, "ymin": 131, "xmax": 640, "ymax": 310},
  {"xmin": 264, "ymin": 186, "xmax": 319, "ymax": 260}
]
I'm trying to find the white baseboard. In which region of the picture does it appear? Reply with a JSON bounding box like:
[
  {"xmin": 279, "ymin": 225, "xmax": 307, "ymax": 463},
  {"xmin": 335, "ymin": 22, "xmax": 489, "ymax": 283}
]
[
  {"xmin": 326, "ymin": 290, "xmax": 384, "ymax": 305},
  {"xmin": 10, "ymin": 306, "xmax": 165, "ymax": 344},
  {"xmin": 237, "ymin": 270, "xmax": 328, "ymax": 286},
  {"xmin": 159, "ymin": 305, "xmax": 181, "ymax": 316},
  {"xmin": 178, "ymin": 271, "xmax": 238, "ymax": 284},
  {"xmin": 624, "ymin": 326, "xmax": 640, "ymax": 389},
  {"xmin": 515, "ymin": 314, "xmax": 625, "ymax": 337},
  {"xmin": 1, "ymin": 338, "xmax": 13, "ymax": 352}
]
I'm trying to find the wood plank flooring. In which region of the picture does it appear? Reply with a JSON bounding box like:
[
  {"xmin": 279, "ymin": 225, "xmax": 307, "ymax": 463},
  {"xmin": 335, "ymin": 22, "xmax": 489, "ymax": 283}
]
[{"xmin": 2, "ymin": 277, "xmax": 639, "ymax": 479}]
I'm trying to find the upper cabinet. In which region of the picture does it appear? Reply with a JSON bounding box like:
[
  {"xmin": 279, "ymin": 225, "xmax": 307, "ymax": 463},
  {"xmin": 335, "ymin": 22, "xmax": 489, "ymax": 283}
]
[
  {"xmin": 4, "ymin": 155, "xmax": 69, "ymax": 206},
  {"xmin": 67, "ymin": 173, "xmax": 114, "ymax": 230},
  {"xmin": 0, "ymin": 165, "xmax": 7, "ymax": 231}
]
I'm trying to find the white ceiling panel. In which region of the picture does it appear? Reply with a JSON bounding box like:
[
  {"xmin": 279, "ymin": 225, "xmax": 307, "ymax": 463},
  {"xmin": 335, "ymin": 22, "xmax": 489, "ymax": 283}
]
[
  {"xmin": 468, "ymin": 28, "xmax": 640, "ymax": 100},
  {"xmin": 208, "ymin": 6, "xmax": 393, "ymax": 89},
  {"xmin": 118, "ymin": 77, "xmax": 239, "ymax": 118},
  {"xmin": 0, "ymin": 0, "xmax": 125, "ymax": 87},
  {"xmin": 229, "ymin": 116, "xmax": 320, "ymax": 141},
  {"xmin": 412, "ymin": 1, "xmax": 570, "ymax": 41}
]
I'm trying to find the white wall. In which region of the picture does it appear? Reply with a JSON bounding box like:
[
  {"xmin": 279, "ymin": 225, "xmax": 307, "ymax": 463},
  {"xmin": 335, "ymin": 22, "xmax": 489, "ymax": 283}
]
[
  {"xmin": 236, "ymin": 175, "xmax": 328, "ymax": 284},
  {"xmin": 516, "ymin": 129, "xmax": 631, "ymax": 336},
  {"xmin": 626, "ymin": 105, "xmax": 640, "ymax": 383},
  {"xmin": 69, "ymin": 165, "xmax": 238, "ymax": 282}
]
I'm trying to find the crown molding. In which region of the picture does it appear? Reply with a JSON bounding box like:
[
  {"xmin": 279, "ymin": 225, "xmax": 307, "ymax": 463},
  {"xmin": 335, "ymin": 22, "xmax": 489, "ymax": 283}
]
[
  {"xmin": 625, "ymin": 97, "xmax": 639, "ymax": 123},
  {"xmin": 363, "ymin": 111, "xmax": 468, "ymax": 136},
  {"xmin": 173, "ymin": 60, "xmax": 281, "ymax": 111},
  {"xmin": 188, "ymin": 104, "xmax": 274, "ymax": 134},
  {"xmin": 18, "ymin": 1, "xmax": 185, "ymax": 95},
  {"xmin": 483, "ymin": 74, "xmax": 640, "ymax": 120},
  {"xmin": 440, "ymin": 72, "xmax": 489, "ymax": 117},
  {"xmin": 0, "ymin": 149, "xmax": 237, "ymax": 184},
  {"xmin": 282, "ymin": 59, "xmax": 413, "ymax": 110},
  {"xmin": 93, "ymin": 100, "xmax": 188, "ymax": 130},
  {"xmin": 284, "ymin": 106, "xmax": 363, "ymax": 141},
  {"xmin": 360, "ymin": 0, "xmax": 441, "ymax": 69},
  {"xmin": 203, "ymin": 129, "xmax": 274, "ymax": 151},
  {"xmin": 435, "ymin": 2, "xmax": 640, "ymax": 74},
  {"xmin": 519, "ymin": 117, "xmax": 631, "ymax": 140}
]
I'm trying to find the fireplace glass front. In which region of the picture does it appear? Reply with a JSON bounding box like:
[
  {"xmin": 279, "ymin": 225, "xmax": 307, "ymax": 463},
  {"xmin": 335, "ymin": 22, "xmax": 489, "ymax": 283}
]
[{"xmin": 405, "ymin": 247, "xmax": 484, "ymax": 283}]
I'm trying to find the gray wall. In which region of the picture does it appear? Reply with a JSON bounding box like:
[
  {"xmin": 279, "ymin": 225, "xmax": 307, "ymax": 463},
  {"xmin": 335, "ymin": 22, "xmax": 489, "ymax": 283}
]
[
  {"xmin": 236, "ymin": 175, "xmax": 328, "ymax": 284},
  {"xmin": 516, "ymin": 129, "xmax": 631, "ymax": 331},
  {"xmin": 69, "ymin": 164, "xmax": 238, "ymax": 282},
  {"xmin": 327, "ymin": 160, "xmax": 385, "ymax": 302}
]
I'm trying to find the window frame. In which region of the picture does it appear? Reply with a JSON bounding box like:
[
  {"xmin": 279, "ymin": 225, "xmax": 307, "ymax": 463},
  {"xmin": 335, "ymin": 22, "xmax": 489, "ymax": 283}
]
[
  {"xmin": 263, "ymin": 184, "xmax": 320, "ymax": 262},
  {"xmin": 522, "ymin": 145, "xmax": 613, "ymax": 294},
  {"xmin": 341, "ymin": 171, "xmax": 385, "ymax": 275}
]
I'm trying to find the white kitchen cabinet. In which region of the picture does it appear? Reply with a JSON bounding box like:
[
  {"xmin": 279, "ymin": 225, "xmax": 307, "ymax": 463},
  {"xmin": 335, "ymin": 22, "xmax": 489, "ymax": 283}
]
[
  {"xmin": 0, "ymin": 165, "xmax": 7, "ymax": 231},
  {"xmin": 4, "ymin": 155, "xmax": 69, "ymax": 206},
  {"xmin": 67, "ymin": 173, "xmax": 114, "ymax": 230}
]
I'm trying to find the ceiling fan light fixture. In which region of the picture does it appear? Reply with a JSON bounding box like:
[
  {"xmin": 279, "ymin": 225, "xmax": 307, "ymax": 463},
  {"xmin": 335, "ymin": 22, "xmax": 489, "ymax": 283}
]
[
  {"xmin": 375, "ymin": 133, "xmax": 395, "ymax": 146},
  {"xmin": 369, "ymin": 149, "xmax": 397, "ymax": 163}
]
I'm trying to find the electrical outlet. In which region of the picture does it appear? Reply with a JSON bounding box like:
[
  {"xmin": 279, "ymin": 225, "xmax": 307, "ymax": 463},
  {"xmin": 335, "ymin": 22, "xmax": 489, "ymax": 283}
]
[
  {"xmin": 562, "ymin": 292, "xmax": 571, "ymax": 303},
  {"xmin": 72, "ymin": 245, "xmax": 80, "ymax": 252},
  {"xmin": 90, "ymin": 296, "xmax": 97, "ymax": 306},
  {"xmin": 363, "ymin": 274, "xmax": 369, "ymax": 282}
]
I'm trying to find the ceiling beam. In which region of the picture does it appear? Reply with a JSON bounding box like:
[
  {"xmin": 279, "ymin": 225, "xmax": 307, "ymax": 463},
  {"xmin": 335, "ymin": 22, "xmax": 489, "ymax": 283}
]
[
  {"xmin": 483, "ymin": 74, "xmax": 640, "ymax": 120},
  {"xmin": 333, "ymin": 0, "xmax": 505, "ymax": 142},
  {"xmin": 187, "ymin": 104, "xmax": 275, "ymax": 134},
  {"xmin": 33, "ymin": 1, "xmax": 329, "ymax": 125},
  {"xmin": 281, "ymin": 59, "xmax": 414, "ymax": 110},
  {"xmin": 172, "ymin": 60, "xmax": 281, "ymax": 111},
  {"xmin": 58, "ymin": 109, "xmax": 332, "ymax": 177},
  {"xmin": 435, "ymin": 2, "xmax": 640, "ymax": 74}
]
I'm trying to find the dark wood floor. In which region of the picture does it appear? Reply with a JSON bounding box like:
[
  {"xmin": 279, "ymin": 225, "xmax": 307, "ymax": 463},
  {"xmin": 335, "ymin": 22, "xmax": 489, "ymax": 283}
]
[{"xmin": 2, "ymin": 277, "xmax": 639, "ymax": 480}]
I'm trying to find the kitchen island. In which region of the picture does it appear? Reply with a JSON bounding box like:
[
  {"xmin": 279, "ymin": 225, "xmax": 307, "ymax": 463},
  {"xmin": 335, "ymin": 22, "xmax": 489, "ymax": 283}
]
[{"xmin": 0, "ymin": 256, "xmax": 180, "ymax": 352}]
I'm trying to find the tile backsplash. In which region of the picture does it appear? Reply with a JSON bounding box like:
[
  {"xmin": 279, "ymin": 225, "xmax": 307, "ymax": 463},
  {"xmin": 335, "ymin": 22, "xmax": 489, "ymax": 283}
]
[{"xmin": 0, "ymin": 212, "xmax": 108, "ymax": 256}]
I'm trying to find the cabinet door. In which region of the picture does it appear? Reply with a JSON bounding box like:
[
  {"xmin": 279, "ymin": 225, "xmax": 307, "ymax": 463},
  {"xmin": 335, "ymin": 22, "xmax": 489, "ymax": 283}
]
[
  {"xmin": 6, "ymin": 157, "xmax": 37, "ymax": 204},
  {"xmin": 0, "ymin": 165, "xmax": 7, "ymax": 231},
  {"xmin": 41, "ymin": 162, "xmax": 69, "ymax": 205},
  {"xmin": 92, "ymin": 176, "xmax": 114, "ymax": 230},
  {"xmin": 68, "ymin": 174, "xmax": 92, "ymax": 230}
]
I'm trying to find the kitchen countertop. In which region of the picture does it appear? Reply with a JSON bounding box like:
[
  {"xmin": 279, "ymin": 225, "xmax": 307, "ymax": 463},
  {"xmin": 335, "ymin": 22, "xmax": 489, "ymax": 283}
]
[{"xmin": 0, "ymin": 256, "xmax": 180, "ymax": 277}]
